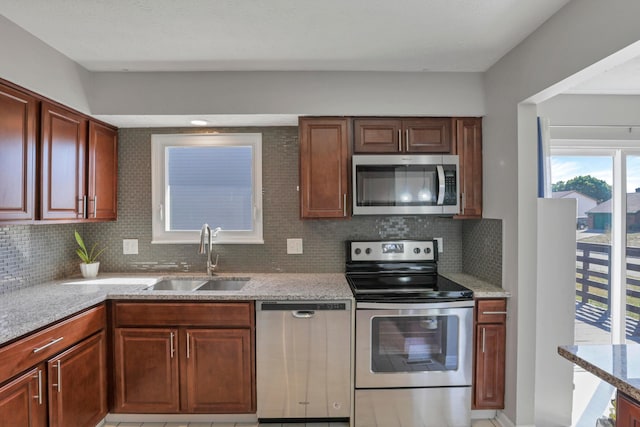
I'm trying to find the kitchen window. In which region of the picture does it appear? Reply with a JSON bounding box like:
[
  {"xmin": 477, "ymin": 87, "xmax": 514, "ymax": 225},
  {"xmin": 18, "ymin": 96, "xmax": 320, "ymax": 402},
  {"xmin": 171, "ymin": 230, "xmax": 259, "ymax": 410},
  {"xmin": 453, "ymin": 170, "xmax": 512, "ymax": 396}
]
[{"xmin": 151, "ymin": 133, "xmax": 263, "ymax": 244}]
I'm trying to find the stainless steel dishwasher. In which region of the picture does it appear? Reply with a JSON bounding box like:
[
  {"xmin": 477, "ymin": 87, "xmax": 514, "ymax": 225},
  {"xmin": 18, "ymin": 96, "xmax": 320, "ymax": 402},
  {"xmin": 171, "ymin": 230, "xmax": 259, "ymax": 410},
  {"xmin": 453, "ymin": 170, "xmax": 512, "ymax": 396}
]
[{"xmin": 256, "ymin": 300, "xmax": 351, "ymax": 422}]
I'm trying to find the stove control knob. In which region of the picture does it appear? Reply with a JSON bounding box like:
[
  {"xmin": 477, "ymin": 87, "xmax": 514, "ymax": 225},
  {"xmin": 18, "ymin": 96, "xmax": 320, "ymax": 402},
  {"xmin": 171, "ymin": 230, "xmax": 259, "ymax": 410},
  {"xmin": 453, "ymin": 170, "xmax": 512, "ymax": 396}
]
[
  {"xmin": 365, "ymin": 248, "xmax": 372, "ymax": 255},
  {"xmin": 424, "ymin": 247, "xmax": 432, "ymax": 254},
  {"xmin": 354, "ymin": 248, "xmax": 361, "ymax": 255},
  {"xmin": 413, "ymin": 248, "xmax": 421, "ymax": 254}
]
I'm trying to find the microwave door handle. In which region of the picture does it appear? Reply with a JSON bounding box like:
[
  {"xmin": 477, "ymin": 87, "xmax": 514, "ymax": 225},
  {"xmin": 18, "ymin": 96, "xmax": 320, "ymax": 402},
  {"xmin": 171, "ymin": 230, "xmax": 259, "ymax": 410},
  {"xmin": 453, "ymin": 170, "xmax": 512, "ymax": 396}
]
[{"xmin": 436, "ymin": 165, "xmax": 445, "ymax": 205}]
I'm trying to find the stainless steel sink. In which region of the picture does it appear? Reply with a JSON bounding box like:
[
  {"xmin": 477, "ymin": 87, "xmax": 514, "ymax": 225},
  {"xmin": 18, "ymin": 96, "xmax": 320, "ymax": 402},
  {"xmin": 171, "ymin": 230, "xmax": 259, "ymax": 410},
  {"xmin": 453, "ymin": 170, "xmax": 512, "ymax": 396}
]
[
  {"xmin": 146, "ymin": 277, "xmax": 249, "ymax": 291},
  {"xmin": 147, "ymin": 279, "xmax": 206, "ymax": 291},
  {"xmin": 194, "ymin": 278, "xmax": 249, "ymax": 291}
]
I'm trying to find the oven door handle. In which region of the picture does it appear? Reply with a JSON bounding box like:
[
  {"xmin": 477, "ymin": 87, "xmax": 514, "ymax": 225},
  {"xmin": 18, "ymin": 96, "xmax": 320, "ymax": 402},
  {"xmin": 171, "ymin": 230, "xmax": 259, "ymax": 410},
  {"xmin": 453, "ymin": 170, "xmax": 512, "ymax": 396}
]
[
  {"xmin": 292, "ymin": 310, "xmax": 315, "ymax": 318},
  {"xmin": 356, "ymin": 300, "xmax": 474, "ymax": 310}
]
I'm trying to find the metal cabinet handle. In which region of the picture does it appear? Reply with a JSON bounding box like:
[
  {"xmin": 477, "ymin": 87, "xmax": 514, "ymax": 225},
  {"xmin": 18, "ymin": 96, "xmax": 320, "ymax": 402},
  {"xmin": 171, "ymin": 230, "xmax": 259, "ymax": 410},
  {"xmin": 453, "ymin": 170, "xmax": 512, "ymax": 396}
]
[
  {"xmin": 33, "ymin": 337, "xmax": 64, "ymax": 353},
  {"xmin": 343, "ymin": 194, "xmax": 347, "ymax": 217},
  {"xmin": 186, "ymin": 332, "xmax": 191, "ymax": 359},
  {"xmin": 93, "ymin": 196, "xmax": 98, "ymax": 218},
  {"xmin": 170, "ymin": 332, "xmax": 175, "ymax": 359},
  {"xmin": 292, "ymin": 310, "xmax": 315, "ymax": 318},
  {"xmin": 482, "ymin": 311, "xmax": 507, "ymax": 315},
  {"xmin": 52, "ymin": 360, "xmax": 61, "ymax": 392},
  {"xmin": 398, "ymin": 129, "xmax": 402, "ymax": 151},
  {"xmin": 482, "ymin": 327, "xmax": 486, "ymax": 354},
  {"xmin": 32, "ymin": 369, "xmax": 43, "ymax": 404},
  {"xmin": 405, "ymin": 129, "xmax": 409, "ymax": 151}
]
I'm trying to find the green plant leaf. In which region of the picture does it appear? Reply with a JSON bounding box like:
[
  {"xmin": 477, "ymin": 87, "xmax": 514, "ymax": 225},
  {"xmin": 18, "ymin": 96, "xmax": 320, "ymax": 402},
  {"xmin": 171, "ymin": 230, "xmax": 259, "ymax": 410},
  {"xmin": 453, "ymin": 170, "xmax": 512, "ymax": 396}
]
[{"xmin": 74, "ymin": 231, "xmax": 104, "ymax": 263}]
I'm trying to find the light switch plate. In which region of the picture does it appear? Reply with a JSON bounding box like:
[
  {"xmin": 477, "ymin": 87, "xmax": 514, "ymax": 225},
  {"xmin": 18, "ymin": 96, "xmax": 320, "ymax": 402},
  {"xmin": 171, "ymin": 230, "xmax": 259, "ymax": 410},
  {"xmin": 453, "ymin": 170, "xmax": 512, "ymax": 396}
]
[
  {"xmin": 286, "ymin": 238, "xmax": 303, "ymax": 254},
  {"xmin": 123, "ymin": 239, "xmax": 138, "ymax": 255}
]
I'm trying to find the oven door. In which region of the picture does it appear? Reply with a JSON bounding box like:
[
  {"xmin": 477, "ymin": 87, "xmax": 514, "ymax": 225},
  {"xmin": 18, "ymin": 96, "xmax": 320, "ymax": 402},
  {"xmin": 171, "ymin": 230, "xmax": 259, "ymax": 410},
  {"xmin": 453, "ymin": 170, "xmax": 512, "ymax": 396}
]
[{"xmin": 355, "ymin": 300, "xmax": 473, "ymax": 389}]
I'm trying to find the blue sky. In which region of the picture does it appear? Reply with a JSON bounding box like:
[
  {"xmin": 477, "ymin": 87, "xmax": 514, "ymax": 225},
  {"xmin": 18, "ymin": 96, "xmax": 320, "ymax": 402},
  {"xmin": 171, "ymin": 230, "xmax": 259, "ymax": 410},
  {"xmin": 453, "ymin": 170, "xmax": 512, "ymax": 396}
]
[{"xmin": 551, "ymin": 155, "xmax": 640, "ymax": 192}]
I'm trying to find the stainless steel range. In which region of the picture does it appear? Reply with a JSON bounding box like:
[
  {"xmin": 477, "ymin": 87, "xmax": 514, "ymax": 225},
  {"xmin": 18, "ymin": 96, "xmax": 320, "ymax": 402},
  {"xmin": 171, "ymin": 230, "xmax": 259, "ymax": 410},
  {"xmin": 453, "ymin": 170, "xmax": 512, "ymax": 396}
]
[{"xmin": 346, "ymin": 240, "xmax": 474, "ymax": 427}]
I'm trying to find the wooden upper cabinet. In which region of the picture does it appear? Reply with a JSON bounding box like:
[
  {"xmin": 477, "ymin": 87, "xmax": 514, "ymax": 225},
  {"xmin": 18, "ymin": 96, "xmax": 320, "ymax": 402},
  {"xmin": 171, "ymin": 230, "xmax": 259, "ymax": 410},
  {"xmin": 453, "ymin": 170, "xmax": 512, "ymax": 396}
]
[
  {"xmin": 299, "ymin": 117, "xmax": 350, "ymax": 219},
  {"xmin": 354, "ymin": 118, "xmax": 452, "ymax": 153},
  {"xmin": 453, "ymin": 118, "xmax": 482, "ymax": 217},
  {"xmin": 40, "ymin": 102, "xmax": 88, "ymax": 220},
  {"xmin": 0, "ymin": 83, "xmax": 37, "ymax": 221},
  {"xmin": 88, "ymin": 122, "xmax": 118, "ymax": 220}
]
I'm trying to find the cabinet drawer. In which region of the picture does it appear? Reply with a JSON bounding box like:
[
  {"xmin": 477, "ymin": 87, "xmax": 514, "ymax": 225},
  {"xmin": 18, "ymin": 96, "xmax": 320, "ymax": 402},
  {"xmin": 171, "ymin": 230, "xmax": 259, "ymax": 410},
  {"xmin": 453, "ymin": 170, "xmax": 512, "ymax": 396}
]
[
  {"xmin": 0, "ymin": 304, "xmax": 105, "ymax": 383},
  {"xmin": 476, "ymin": 299, "xmax": 507, "ymax": 324},
  {"xmin": 113, "ymin": 302, "xmax": 254, "ymax": 328}
]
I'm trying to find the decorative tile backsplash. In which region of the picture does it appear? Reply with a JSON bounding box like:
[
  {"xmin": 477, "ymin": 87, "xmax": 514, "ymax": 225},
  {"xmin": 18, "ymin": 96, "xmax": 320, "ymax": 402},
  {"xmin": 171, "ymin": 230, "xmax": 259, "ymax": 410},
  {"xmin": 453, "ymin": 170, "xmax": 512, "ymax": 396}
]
[
  {"xmin": 0, "ymin": 224, "xmax": 78, "ymax": 294},
  {"xmin": 0, "ymin": 126, "xmax": 502, "ymax": 293}
]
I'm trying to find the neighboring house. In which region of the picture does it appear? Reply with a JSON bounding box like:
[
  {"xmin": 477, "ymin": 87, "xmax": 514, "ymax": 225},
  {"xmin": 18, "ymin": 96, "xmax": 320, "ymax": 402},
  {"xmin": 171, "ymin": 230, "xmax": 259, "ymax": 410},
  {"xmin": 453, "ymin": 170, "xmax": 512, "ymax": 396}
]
[
  {"xmin": 552, "ymin": 190, "xmax": 598, "ymax": 229},
  {"xmin": 586, "ymin": 190, "xmax": 640, "ymax": 231}
]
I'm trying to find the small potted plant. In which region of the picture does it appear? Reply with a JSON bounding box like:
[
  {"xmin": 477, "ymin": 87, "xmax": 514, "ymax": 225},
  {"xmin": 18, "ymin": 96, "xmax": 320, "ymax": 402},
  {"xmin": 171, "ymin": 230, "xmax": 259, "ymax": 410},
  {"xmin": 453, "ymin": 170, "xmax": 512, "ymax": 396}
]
[{"xmin": 74, "ymin": 230, "xmax": 105, "ymax": 278}]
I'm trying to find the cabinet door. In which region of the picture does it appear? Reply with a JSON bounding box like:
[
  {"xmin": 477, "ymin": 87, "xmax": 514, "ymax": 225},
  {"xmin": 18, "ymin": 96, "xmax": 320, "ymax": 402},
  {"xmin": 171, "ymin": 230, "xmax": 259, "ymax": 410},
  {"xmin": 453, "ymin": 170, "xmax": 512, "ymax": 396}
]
[
  {"xmin": 113, "ymin": 328, "xmax": 179, "ymax": 413},
  {"xmin": 473, "ymin": 323, "xmax": 505, "ymax": 409},
  {"xmin": 41, "ymin": 102, "xmax": 88, "ymax": 220},
  {"xmin": 299, "ymin": 117, "xmax": 350, "ymax": 218},
  {"xmin": 184, "ymin": 329, "xmax": 254, "ymax": 413},
  {"xmin": 403, "ymin": 118, "xmax": 452, "ymax": 153},
  {"xmin": 0, "ymin": 366, "xmax": 46, "ymax": 427},
  {"xmin": 618, "ymin": 392, "xmax": 640, "ymax": 427},
  {"xmin": 454, "ymin": 118, "xmax": 482, "ymax": 217},
  {"xmin": 353, "ymin": 118, "xmax": 401, "ymax": 153},
  {"xmin": 48, "ymin": 331, "xmax": 107, "ymax": 427},
  {"xmin": 88, "ymin": 121, "xmax": 118, "ymax": 220},
  {"xmin": 0, "ymin": 83, "xmax": 37, "ymax": 221}
]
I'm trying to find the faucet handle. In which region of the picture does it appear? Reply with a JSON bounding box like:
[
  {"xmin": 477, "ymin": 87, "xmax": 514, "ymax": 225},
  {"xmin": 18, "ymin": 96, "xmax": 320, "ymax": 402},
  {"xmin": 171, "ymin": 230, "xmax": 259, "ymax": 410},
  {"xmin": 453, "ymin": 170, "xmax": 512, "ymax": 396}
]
[{"xmin": 210, "ymin": 254, "xmax": 219, "ymax": 271}]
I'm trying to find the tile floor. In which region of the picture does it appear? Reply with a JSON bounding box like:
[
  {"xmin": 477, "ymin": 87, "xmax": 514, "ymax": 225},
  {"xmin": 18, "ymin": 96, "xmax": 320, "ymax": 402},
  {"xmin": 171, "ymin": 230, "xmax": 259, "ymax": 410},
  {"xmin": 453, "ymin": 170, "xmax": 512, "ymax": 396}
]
[{"xmin": 102, "ymin": 420, "xmax": 500, "ymax": 427}]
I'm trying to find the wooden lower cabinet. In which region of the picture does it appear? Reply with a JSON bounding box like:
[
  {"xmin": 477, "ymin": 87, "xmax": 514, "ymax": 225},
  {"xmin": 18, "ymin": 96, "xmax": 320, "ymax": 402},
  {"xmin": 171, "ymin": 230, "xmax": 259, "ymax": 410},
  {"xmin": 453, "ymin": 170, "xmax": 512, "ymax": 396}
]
[
  {"xmin": 184, "ymin": 329, "xmax": 253, "ymax": 412},
  {"xmin": 113, "ymin": 328, "xmax": 179, "ymax": 413},
  {"xmin": 618, "ymin": 391, "xmax": 640, "ymax": 427},
  {"xmin": 0, "ymin": 366, "xmax": 46, "ymax": 427},
  {"xmin": 48, "ymin": 331, "xmax": 107, "ymax": 427},
  {"xmin": 473, "ymin": 299, "xmax": 506, "ymax": 409},
  {"xmin": 112, "ymin": 301, "xmax": 256, "ymax": 414}
]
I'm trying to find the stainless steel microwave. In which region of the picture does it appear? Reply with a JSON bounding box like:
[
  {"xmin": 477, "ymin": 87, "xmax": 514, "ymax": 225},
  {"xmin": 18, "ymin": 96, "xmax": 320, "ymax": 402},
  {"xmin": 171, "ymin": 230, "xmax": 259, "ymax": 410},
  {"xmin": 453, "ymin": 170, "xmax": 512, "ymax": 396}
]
[{"xmin": 352, "ymin": 154, "xmax": 459, "ymax": 215}]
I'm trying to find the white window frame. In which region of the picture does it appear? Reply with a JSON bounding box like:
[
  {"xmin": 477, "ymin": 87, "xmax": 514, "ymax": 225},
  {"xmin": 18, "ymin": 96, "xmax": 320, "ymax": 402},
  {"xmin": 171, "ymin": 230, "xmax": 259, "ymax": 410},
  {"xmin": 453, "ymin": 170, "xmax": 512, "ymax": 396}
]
[
  {"xmin": 151, "ymin": 133, "xmax": 263, "ymax": 244},
  {"xmin": 551, "ymin": 128, "xmax": 640, "ymax": 344}
]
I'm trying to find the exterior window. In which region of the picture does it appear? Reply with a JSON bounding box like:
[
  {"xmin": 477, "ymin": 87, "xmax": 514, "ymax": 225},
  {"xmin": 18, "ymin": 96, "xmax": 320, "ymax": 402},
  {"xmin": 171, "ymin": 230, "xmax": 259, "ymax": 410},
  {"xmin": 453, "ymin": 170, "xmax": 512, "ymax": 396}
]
[{"xmin": 151, "ymin": 133, "xmax": 263, "ymax": 244}]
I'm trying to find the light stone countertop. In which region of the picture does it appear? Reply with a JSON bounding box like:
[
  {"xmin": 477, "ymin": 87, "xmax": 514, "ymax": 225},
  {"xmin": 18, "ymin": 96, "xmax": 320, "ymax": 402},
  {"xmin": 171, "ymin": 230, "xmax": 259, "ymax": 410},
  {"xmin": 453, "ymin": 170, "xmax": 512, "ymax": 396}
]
[
  {"xmin": 0, "ymin": 271, "xmax": 507, "ymax": 347},
  {"xmin": 0, "ymin": 272, "xmax": 352, "ymax": 346},
  {"xmin": 439, "ymin": 272, "xmax": 509, "ymax": 298},
  {"xmin": 558, "ymin": 344, "xmax": 640, "ymax": 402}
]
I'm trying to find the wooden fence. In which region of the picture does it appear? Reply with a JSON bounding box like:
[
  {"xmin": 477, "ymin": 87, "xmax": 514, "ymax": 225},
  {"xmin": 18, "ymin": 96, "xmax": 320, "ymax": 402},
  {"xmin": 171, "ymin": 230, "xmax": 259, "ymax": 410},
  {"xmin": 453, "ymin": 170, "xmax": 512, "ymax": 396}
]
[{"xmin": 576, "ymin": 242, "xmax": 640, "ymax": 318}]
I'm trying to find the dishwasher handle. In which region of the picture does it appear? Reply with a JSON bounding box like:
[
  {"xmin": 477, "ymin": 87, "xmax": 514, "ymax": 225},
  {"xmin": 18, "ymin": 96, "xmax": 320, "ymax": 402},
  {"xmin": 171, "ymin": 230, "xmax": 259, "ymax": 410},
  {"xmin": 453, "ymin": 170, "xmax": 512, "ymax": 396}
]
[
  {"xmin": 292, "ymin": 310, "xmax": 315, "ymax": 318},
  {"xmin": 259, "ymin": 302, "xmax": 348, "ymax": 311}
]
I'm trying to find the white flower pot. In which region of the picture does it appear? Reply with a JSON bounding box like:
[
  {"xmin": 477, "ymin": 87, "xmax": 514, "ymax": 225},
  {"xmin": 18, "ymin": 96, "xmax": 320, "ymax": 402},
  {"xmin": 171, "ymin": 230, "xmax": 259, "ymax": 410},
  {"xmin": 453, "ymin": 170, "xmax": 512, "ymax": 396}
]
[{"xmin": 80, "ymin": 262, "xmax": 100, "ymax": 278}]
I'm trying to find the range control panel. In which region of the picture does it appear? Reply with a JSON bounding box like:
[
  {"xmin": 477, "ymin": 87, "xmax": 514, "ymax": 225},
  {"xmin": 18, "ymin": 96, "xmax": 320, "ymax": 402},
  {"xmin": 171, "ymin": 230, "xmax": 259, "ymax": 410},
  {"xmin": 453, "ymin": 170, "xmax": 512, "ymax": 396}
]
[{"xmin": 349, "ymin": 240, "xmax": 436, "ymax": 262}]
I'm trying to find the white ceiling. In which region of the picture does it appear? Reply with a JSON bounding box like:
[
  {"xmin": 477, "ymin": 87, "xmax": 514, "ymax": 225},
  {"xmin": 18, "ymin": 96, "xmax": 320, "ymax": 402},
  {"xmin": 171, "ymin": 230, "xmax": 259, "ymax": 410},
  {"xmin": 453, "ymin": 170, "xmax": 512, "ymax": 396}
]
[
  {"xmin": 4, "ymin": 0, "xmax": 638, "ymax": 127},
  {"xmin": 0, "ymin": 0, "xmax": 571, "ymax": 73}
]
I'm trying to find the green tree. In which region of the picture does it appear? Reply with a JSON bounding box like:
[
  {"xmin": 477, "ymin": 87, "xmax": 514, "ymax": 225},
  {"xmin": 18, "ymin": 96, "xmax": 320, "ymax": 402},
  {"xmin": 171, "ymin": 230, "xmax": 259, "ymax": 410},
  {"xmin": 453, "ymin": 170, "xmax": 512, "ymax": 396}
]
[{"xmin": 552, "ymin": 175, "xmax": 612, "ymax": 203}]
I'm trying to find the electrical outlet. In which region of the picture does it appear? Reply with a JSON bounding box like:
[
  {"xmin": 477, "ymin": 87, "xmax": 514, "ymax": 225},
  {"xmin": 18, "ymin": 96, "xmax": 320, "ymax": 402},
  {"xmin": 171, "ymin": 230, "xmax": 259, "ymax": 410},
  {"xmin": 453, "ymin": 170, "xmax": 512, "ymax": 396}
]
[
  {"xmin": 123, "ymin": 239, "xmax": 138, "ymax": 255},
  {"xmin": 286, "ymin": 238, "xmax": 303, "ymax": 254},
  {"xmin": 435, "ymin": 237, "xmax": 443, "ymax": 253}
]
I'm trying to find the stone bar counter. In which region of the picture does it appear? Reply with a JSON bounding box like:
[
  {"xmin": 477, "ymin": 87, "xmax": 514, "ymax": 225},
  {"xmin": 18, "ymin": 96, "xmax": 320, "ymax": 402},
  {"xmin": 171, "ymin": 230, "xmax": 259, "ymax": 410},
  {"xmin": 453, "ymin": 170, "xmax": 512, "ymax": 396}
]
[{"xmin": 558, "ymin": 344, "xmax": 640, "ymax": 426}]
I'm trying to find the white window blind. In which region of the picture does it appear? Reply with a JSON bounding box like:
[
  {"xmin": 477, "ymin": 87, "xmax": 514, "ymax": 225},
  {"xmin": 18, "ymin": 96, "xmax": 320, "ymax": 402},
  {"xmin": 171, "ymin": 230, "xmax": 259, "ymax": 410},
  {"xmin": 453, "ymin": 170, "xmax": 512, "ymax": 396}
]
[{"xmin": 151, "ymin": 133, "xmax": 263, "ymax": 244}]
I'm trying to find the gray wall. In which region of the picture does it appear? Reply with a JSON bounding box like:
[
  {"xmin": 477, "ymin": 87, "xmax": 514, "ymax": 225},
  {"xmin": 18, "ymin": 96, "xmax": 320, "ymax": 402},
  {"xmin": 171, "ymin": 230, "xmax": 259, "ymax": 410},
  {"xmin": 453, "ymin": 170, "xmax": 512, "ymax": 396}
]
[{"xmin": 0, "ymin": 126, "xmax": 502, "ymax": 293}]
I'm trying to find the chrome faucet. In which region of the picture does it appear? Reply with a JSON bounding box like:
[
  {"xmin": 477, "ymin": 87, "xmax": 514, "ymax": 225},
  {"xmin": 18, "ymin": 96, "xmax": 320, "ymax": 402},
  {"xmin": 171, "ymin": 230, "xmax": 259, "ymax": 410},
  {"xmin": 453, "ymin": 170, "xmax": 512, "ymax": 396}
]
[{"xmin": 198, "ymin": 223, "xmax": 222, "ymax": 275}]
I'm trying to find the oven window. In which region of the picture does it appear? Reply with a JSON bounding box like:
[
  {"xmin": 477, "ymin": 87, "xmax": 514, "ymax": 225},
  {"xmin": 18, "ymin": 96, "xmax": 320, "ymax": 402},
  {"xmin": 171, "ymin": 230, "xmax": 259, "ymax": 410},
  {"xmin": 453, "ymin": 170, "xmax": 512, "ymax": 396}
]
[{"xmin": 370, "ymin": 315, "xmax": 459, "ymax": 373}]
